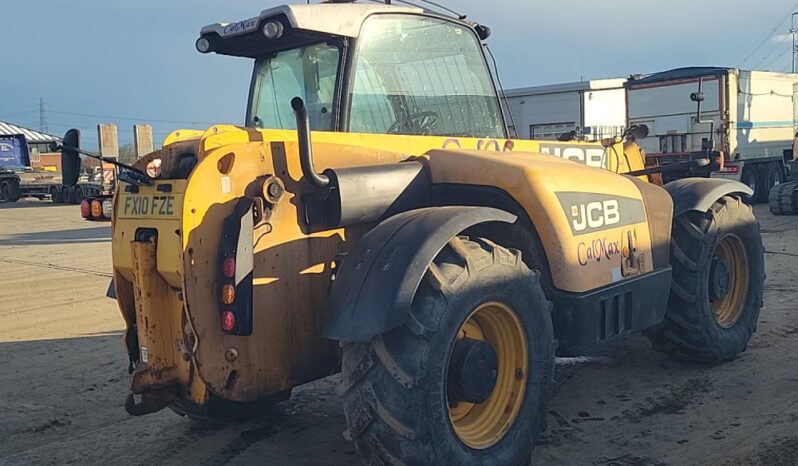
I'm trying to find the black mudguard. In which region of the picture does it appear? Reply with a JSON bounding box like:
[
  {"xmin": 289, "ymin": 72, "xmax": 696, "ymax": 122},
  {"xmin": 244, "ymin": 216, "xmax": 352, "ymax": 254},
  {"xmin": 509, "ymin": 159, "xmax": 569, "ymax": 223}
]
[
  {"xmin": 665, "ymin": 178, "xmax": 752, "ymax": 216},
  {"xmin": 322, "ymin": 206, "xmax": 516, "ymax": 343}
]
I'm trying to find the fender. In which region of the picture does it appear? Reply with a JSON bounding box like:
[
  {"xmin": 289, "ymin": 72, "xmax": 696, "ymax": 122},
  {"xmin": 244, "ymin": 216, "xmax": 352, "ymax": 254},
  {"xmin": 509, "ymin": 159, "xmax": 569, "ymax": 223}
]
[
  {"xmin": 322, "ymin": 206, "xmax": 516, "ymax": 342},
  {"xmin": 664, "ymin": 178, "xmax": 753, "ymax": 217}
]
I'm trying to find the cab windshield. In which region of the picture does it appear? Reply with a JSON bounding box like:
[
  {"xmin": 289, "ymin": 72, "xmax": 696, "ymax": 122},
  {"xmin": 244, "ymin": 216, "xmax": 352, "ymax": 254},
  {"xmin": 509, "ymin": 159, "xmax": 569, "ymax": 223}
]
[{"xmin": 249, "ymin": 43, "xmax": 341, "ymax": 131}]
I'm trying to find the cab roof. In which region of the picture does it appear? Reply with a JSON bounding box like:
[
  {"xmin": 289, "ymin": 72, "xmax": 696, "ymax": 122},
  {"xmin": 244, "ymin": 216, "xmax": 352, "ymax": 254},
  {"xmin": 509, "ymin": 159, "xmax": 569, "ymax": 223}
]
[{"xmin": 200, "ymin": 3, "xmax": 423, "ymax": 40}]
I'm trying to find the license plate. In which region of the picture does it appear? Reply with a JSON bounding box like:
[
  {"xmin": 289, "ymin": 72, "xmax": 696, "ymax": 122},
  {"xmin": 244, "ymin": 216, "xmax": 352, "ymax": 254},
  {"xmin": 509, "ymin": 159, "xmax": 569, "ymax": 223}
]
[{"xmin": 121, "ymin": 194, "xmax": 177, "ymax": 218}]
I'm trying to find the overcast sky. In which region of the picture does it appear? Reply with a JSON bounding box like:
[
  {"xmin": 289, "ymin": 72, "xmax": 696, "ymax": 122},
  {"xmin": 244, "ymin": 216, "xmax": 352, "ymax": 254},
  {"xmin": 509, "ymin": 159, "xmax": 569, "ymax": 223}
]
[{"xmin": 2, "ymin": 0, "xmax": 798, "ymax": 147}]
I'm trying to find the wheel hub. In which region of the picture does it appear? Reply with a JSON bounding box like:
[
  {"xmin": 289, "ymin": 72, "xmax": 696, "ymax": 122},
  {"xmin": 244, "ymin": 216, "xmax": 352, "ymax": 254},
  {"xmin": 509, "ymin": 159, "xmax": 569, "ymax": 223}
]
[
  {"xmin": 709, "ymin": 256, "xmax": 731, "ymax": 301},
  {"xmin": 447, "ymin": 337, "xmax": 498, "ymax": 404}
]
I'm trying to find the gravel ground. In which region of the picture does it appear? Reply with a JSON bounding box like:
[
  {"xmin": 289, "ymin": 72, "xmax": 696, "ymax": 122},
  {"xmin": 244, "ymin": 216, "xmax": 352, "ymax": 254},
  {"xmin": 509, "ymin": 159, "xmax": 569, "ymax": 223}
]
[{"xmin": 1, "ymin": 199, "xmax": 797, "ymax": 466}]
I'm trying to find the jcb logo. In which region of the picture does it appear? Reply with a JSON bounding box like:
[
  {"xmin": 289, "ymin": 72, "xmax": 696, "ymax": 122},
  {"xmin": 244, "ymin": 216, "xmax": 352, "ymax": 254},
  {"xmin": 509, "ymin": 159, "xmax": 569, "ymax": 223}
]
[
  {"xmin": 556, "ymin": 192, "xmax": 646, "ymax": 236},
  {"xmin": 539, "ymin": 144, "xmax": 606, "ymax": 169},
  {"xmin": 571, "ymin": 200, "xmax": 620, "ymax": 232}
]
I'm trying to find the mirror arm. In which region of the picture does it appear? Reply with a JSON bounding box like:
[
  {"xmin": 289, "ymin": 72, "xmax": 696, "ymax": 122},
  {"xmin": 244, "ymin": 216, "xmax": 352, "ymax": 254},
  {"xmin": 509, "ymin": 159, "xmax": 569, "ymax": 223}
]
[
  {"xmin": 54, "ymin": 144, "xmax": 153, "ymax": 186},
  {"xmin": 626, "ymin": 158, "xmax": 710, "ymax": 177}
]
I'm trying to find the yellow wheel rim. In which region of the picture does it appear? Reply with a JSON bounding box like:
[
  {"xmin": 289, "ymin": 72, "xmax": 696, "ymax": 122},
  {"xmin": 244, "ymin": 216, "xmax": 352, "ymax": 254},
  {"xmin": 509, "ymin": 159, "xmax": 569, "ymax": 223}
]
[
  {"xmin": 447, "ymin": 302, "xmax": 528, "ymax": 450},
  {"xmin": 710, "ymin": 234, "xmax": 750, "ymax": 328}
]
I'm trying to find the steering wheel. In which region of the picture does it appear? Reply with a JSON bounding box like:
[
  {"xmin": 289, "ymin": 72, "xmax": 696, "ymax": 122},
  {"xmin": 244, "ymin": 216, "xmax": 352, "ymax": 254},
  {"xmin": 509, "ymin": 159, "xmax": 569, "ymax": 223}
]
[{"xmin": 388, "ymin": 111, "xmax": 440, "ymax": 135}]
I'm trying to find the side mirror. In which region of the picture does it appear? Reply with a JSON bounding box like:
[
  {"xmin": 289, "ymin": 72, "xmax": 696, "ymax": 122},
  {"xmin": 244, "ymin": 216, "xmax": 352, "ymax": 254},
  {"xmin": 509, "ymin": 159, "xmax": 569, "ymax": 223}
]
[
  {"xmin": 61, "ymin": 128, "xmax": 81, "ymax": 187},
  {"xmin": 628, "ymin": 124, "xmax": 649, "ymax": 140}
]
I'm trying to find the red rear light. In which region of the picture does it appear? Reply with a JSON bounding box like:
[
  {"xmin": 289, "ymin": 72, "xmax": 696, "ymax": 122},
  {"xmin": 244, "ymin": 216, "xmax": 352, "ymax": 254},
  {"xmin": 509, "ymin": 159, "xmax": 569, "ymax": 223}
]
[
  {"xmin": 719, "ymin": 165, "xmax": 738, "ymax": 174},
  {"xmin": 222, "ymin": 256, "xmax": 236, "ymax": 278},
  {"xmin": 80, "ymin": 200, "xmax": 91, "ymax": 218},
  {"xmin": 221, "ymin": 310, "xmax": 236, "ymax": 332}
]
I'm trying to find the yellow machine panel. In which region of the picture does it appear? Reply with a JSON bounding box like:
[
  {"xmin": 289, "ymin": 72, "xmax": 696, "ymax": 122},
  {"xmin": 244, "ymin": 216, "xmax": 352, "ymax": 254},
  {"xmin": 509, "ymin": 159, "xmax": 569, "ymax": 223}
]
[
  {"xmin": 112, "ymin": 126, "xmax": 653, "ymax": 402},
  {"xmin": 426, "ymin": 149, "xmax": 655, "ymax": 292}
]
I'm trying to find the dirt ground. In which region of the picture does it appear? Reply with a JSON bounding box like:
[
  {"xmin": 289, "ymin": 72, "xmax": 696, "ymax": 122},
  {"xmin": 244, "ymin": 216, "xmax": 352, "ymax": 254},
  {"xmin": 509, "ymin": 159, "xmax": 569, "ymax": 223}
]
[{"xmin": 1, "ymin": 199, "xmax": 797, "ymax": 466}]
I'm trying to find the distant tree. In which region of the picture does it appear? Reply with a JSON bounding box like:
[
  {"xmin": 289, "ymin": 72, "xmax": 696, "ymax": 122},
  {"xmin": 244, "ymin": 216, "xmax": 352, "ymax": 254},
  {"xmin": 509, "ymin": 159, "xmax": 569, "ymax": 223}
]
[{"xmin": 119, "ymin": 143, "xmax": 137, "ymax": 164}]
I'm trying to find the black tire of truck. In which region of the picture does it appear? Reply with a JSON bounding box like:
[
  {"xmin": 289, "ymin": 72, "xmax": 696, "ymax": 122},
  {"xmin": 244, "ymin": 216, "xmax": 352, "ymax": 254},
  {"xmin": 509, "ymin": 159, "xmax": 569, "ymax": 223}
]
[
  {"xmin": 769, "ymin": 180, "xmax": 798, "ymax": 215},
  {"xmin": 756, "ymin": 162, "xmax": 783, "ymax": 204},
  {"xmin": 50, "ymin": 186, "xmax": 64, "ymax": 203},
  {"xmin": 71, "ymin": 185, "xmax": 84, "ymax": 205},
  {"xmin": 740, "ymin": 167, "xmax": 758, "ymax": 204},
  {"xmin": 170, "ymin": 389, "xmax": 292, "ymax": 423},
  {"xmin": 340, "ymin": 236, "xmax": 555, "ymax": 466},
  {"xmin": 646, "ymin": 195, "xmax": 764, "ymax": 363},
  {"xmin": 1, "ymin": 181, "xmax": 21, "ymax": 203}
]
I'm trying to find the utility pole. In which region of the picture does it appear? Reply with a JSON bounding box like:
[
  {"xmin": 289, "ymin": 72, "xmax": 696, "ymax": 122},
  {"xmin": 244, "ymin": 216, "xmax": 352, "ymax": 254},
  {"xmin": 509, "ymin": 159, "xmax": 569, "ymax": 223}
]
[{"xmin": 38, "ymin": 98, "xmax": 48, "ymax": 134}]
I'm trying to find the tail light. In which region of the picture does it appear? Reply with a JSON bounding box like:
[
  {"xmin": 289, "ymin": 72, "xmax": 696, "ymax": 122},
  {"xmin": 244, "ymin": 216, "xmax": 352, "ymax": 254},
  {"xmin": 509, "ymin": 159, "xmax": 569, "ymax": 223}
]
[
  {"xmin": 80, "ymin": 199, "xmax": 91, "ymax": 218},
  {"xmin": 221, "ymin": 284, "xmax": 235, "ymax": 305},
  {"xmin": 222, "ymin": 257, "xmax": 236, "ymax": 278},
  {"xmin": 221, "ymin": 311, "xmax": 236, "ymax": 332},
  {"xmin": 718, "ymin": 165, "xmax": 738, "ymax": 174},
  {"xmin": 217, "ymin": 198, "xmax": 255, "ymax": 335},
  {"xmin": 91, "ymin": 199, "xmax": 102, "ymax": 218},
  {"xmin": 102, "ymin": 198, "xmax": 114, "ymax": 219}
]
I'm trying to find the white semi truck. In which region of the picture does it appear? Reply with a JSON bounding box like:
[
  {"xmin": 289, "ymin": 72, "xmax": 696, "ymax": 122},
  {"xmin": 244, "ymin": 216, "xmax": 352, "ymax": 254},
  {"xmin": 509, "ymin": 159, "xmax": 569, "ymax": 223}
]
[{"xmin": 626, "ymin": 67, "xmax": 798, "ymax": 203}]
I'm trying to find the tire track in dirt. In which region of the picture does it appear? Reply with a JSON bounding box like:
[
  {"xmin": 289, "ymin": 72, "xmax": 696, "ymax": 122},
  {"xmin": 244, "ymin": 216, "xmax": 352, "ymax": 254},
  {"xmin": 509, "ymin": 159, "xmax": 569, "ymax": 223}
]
[{"xmin": 0, "ymin": 257, "xmax": 112, "ymax": 278}]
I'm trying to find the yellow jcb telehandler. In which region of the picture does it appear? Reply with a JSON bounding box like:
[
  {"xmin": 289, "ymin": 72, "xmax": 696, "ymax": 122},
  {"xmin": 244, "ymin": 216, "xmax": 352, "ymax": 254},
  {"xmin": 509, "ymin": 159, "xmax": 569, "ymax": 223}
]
[{"xmin": 57, "ymin": 2, "xmax": 764, "ymax": 464}]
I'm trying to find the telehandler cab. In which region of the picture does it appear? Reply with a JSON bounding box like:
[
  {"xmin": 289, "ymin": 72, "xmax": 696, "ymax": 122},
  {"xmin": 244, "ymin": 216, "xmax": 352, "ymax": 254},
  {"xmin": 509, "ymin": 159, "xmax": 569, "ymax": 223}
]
[{"xmin": 59, "ymin": 2, "xmax": 764, "ymax": 464}]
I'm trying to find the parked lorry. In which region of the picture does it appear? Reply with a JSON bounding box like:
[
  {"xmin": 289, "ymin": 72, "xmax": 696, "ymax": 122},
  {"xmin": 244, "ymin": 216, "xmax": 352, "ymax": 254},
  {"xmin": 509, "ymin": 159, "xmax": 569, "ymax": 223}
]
[
  {"xmin": 0, "ymin": 132, "xmax": 115, "ymax": 217},
  {"xmin": 0, "ymin": 134, "xmax": 60, "ymax": 202},
  {"xmin": 768, "ymin": 82, "xmax": 798, "ymax": 214},
  {"xmin": 57, "ymin": 4, "xmax": 765, "ymax": 464},
  {"xmin": 626, "ymin": 67, "xmax": 798, "ymax": 202}
]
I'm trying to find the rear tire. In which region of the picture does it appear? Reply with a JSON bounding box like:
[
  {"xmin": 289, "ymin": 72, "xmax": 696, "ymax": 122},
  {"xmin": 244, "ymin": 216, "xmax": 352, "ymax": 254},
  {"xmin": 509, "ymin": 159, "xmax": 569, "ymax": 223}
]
[
  {"xmin": 757, "ymin": 162, "xmax": 782, "ymax": 203},
  {"xmin": 50, "ymin": 186, "xmax": 64, "ymax": 203},
  {"xmin": 740, "ymin": 167, "xmax": 758, "ymax": 204},
  {"xmin": 70, "ymin": 185, "xmax": 84, "ymax": 204},
  {"xmin": 647, "ymin": 195, "xmax": 764, "ymax": 362},
  {"xmin": 340, "ymin": 236, "xmax": 555, "ymax": 466},
  {"xmin": 769, "ymin": 180, "xmax": 798, "ymax": 215}
]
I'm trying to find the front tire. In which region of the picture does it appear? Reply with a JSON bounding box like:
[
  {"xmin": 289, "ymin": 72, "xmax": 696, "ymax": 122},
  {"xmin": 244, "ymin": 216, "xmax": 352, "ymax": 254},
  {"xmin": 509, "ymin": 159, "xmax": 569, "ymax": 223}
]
[
  {"xmin": 647, "ymin": 195, "xmax": 764, "ymax": 362},
  {"xmin": 340, "ymin": 236, "xmax": 555, "ymax": 465},
  {"xmin": 1, "ymin": 181, "xmax": 21, "ymax": 202}
]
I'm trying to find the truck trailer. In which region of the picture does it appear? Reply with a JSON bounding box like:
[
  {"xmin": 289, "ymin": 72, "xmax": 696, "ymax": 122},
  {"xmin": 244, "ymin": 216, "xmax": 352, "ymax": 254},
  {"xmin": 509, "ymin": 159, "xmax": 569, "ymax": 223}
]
[
  {"xmin": 626, "ymin": 67, "xmax": 798, "ymax": 202},
  {"xmin": 0, "ymin": 134, "xmax": 60, "ymax": 202},
  {"xmin": 0, "ymin": 132, "xmax": 114, "ymax": 215}
]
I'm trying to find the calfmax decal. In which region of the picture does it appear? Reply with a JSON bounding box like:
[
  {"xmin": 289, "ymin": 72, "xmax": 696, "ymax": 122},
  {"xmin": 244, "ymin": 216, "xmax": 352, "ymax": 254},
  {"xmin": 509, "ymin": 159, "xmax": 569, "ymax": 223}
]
[{"xmin": 556, "ymin": 192, "xmax": 646, "ymax": 236}]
